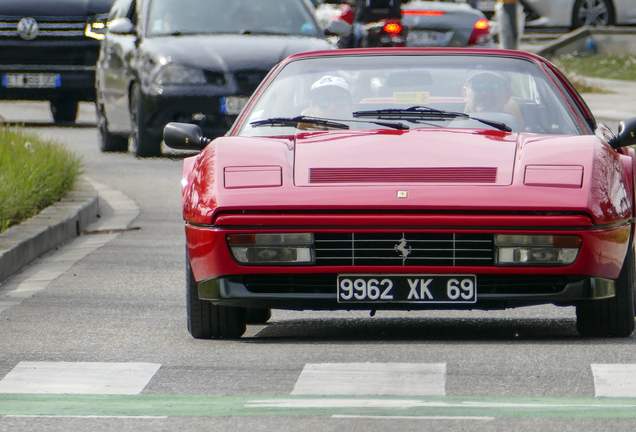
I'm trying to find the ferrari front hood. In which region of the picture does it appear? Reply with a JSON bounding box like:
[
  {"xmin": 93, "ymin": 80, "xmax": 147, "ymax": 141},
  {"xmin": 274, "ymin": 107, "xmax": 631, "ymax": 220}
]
[{"xmin": 294, "ymin": 128, "xmax": 518, "ymax": 186}]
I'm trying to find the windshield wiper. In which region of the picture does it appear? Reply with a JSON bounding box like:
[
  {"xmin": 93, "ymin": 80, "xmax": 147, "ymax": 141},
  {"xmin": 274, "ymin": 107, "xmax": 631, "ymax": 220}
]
[
  {"xmin": 250, "ymin": 116, "xmax": 409, "ymax": 131},
  {"xmin": 250, "ymin": 116, "xmax": 350, "ymax": 130},
  {"xmin": 354, "ymin": 105, "xmax": 512, "ymax": 132}
]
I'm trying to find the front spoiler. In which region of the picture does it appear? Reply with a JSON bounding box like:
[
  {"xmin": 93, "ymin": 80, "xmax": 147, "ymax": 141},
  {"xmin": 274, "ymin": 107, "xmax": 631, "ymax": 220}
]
[{"xmin": 198, "ymin": 275, "xmax": 615, "ymax": 311}]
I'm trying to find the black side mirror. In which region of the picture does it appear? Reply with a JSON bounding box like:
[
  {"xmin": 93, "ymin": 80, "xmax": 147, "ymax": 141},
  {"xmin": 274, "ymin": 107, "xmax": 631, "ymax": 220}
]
[
  {"xmin": 610, "ymin": 117, "xmax": 636, "ymax": 149},
  {"xmin": 163, "ymin": 122, "xmax": 207, "ymax": 151}
]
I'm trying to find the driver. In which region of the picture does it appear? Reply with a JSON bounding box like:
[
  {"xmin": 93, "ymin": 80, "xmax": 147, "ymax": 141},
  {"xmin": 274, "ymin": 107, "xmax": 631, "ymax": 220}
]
[
  {"xmin": 462, "ymin": 71, "xmax": 524, "ymax": 123},
  {"xmin": 303, "ymin": 75, "xmax": 354, "ymax": 120}
]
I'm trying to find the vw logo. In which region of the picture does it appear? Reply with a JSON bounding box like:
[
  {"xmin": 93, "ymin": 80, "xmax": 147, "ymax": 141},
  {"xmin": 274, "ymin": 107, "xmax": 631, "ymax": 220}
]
[{"xmin": 17, "ymin": 17, "xmax": 39, "ymax": 40}]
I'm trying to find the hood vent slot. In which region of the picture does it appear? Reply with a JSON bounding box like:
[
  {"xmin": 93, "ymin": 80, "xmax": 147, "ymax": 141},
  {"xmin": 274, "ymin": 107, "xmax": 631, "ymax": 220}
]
[{"xmin": 309, "ymin": 167, "xmax": 498, "ymax": 184}]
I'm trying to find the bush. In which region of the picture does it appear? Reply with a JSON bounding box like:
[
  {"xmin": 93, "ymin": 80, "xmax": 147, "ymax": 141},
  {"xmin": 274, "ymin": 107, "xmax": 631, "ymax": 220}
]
[{"xmin": 0, "ymin": 126, "xmax": 82, "ymax": 233}]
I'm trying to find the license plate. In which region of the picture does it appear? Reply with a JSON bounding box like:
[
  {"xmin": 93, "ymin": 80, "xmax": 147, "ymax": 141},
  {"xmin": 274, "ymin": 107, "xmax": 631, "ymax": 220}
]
[
  {"xmin": 406, "ymin": 30, "xmax": 453, "ymax": 47},
  {"xmin": 476, "ymin": 0, "xmax": 496, "ymax": 11},
  {"xmin": 337, "ymin": 274, "xmax": 477, "ymax": 304},
  {"xmin": 220, "ymin": 96, "xmax": 249, "ymax": 115},
  {"xmin": 2, "ymin": 73, "xmax": 61, "ymax": 88}
]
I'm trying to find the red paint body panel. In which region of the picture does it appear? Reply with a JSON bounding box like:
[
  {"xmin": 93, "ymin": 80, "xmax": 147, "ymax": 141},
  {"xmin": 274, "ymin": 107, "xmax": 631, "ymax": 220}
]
[{"xmin": 177, "ymin": 48, "xmax": 636, "ymax": 312}]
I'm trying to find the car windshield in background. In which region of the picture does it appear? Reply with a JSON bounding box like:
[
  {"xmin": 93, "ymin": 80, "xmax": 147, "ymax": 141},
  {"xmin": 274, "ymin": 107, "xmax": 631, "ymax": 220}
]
[
  {"xmin": 147, "ymin": 0, "xmax": 322, "ymax": 37},
  {"xmin": 240, "ymin": 55, "xmax": 585, "ymax": 137}
]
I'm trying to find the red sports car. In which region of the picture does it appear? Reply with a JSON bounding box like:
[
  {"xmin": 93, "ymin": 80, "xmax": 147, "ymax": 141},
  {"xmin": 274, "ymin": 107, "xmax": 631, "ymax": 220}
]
[{"xmin": 164, "ymin": 48, "xmax": 636, "ymax": 339}]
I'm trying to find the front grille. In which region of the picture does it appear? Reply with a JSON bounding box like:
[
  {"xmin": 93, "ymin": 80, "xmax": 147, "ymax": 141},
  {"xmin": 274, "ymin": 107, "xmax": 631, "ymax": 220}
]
[
  {"xmin": 234, "ymin": 70, "xmax": 268, "ymax": 94},
  {"xmin": 0, "ymin": 16, "xmax": 86, "ymax": 38},
  {"xmin": 0, "ymin": 44, "xmax": 98, "ymax": 67},
  {"xmin": 0, "ymin": 16, "xmax": 97, "ymax": 68},
  {"xmin": 315, "ymin": 232, "xmax": 494, "ymax": 266}
]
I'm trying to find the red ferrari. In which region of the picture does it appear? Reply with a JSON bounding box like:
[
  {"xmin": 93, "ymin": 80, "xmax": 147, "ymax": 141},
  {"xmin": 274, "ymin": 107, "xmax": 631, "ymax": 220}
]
[{"xmin": 164, "ymin": 48, "xmax": 636, "ymax": 339}]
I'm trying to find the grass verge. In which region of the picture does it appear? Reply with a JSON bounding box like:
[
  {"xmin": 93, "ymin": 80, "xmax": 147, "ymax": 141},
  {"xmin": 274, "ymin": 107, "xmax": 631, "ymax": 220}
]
[
  {"xmin": 0, "ymin": 126, "xmax": 82, "ymax": 233},
  {"xmin": 552, "ymin": 54, "xmax": 636, "ymax": 93}
]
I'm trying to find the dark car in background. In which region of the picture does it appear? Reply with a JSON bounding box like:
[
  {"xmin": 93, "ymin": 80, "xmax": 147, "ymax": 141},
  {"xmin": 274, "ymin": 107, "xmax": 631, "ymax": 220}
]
[
  {"xmin": 0, "ymin": 0, "xmax": 114, "ymax": 123},
  {"xmin": 96, "ymin": 0, "xmax": 334, "ymax": 157},
  {"xmin": 402, "ymin": 0, "xmax": 493, "ymax": 47}
]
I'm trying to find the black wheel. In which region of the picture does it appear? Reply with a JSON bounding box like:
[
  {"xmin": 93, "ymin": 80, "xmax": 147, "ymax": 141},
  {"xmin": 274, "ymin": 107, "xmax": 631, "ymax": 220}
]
[
  {"xmin": 97, "ymin": 103, "xmax": 128, "ymax": 152},
  {"xmin": 571, "ymin": 0, "xmax": 615, "ymax": 29},
  {"xmin": 186, "ymin": 252, "xmax": 246, "ymax": 339},
  {"xmin": 50, "ymin": 99, "xmax": 78, "ymax": 123},
  {"xmin": 130, "ymin": 83, "xmax": 162, "ymax": 158},
  {"xmin": 576, "ymin": 246, "xmax": 635, "ymax": 337},
  {"xmin": 245, "ymin": 308, "xmax": 271, "ymax": 324}
]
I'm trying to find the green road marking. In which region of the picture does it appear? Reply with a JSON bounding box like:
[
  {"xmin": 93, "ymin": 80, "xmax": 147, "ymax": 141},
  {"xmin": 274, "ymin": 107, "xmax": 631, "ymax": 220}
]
[{"xmin": 3, "ymin": 395, "xmax": 636, "ymax": 419}]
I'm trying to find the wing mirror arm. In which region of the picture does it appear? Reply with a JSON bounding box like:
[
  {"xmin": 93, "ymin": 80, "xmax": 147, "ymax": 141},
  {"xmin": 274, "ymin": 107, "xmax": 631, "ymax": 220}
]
[
  {"xmin": 609, "ymin": 117, "xmax": 636, "ymax": 149},
  {"xmin": 163, "ymin": 122, "xmax": 209, "ymax": 151}
]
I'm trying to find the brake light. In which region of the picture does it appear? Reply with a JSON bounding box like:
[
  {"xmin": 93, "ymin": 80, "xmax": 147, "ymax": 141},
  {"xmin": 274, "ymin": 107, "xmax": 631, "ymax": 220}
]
[
  {"xmin": 383, "ymin": 22, "xmax": 403, "ymax": 34},
  {"xmin": 402, "ymin": 10, "xmax": 445, "ymax": 16},
  {"xmin": 467, "ymin": 18, "xmax": 490, "ymax": 46},
  {"xmin": 339, "ymin": 4, "xmax": 354, "ymax": 25}
]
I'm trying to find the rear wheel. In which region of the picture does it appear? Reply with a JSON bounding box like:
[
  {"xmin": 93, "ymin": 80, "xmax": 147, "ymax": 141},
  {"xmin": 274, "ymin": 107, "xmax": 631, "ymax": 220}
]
[
  {"xmin": 571, "ymin": 0, "xmax": 614, "ymax": 29},
  {"xmin": 576, "ymin": 246, "xmax": 635, "ymax": 337},
  {"xmin": 130, "ymin": 83, "xmax": 162, "ymax": 158},
  {"xmin": 186, "ymin": 252, "xmax": 246, "ymax": 339},
  {"xmin": 50, "ymin": 99, "xmax": 78, "ymax": 123}
]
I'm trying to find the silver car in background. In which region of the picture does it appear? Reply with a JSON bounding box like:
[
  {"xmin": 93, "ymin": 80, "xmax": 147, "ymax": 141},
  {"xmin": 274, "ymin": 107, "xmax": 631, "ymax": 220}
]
[{"xmin": 524, "ymin": 0, "xmax": 636, "ymax": 29}]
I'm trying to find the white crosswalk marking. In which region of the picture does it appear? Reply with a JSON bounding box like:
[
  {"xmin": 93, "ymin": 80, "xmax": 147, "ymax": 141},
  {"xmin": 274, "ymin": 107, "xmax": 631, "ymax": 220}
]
[
  {"xmin": 0, "ymin": 362, "xmax": 161, "ymax": 395},
  {"xmin": 291, "ymin": 363, "xmax": 446, "ymax": 396},
  {"xmin": 591, "ymin": 364, "xmax": 636, "ymax": 397}
]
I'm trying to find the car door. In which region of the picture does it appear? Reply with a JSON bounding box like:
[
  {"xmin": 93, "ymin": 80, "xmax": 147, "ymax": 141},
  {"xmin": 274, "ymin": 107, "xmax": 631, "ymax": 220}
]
[
  {"xmin": 98, "ymin": 0, "xmax": 137, "ymax": 132},
  {"xmin": 615, "ymin": 0, "xmax": 636, "ymax": 25}
]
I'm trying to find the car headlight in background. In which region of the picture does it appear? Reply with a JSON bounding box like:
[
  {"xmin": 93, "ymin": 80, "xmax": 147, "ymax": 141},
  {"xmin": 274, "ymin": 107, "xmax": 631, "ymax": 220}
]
[
  {"xmin": 495, "ymin": 234, "xmax": 581, "ymax": 266},
  {"xmin": 227, "ymin": 233, "xmax": 314, "ymax": 264},
  {"xmin": 154, "ymin": 64, "xmax": 207, "ymax": 85},
  {"xmin": 85, "ymin": 14, "xmax": 108, "ymax": 40}
]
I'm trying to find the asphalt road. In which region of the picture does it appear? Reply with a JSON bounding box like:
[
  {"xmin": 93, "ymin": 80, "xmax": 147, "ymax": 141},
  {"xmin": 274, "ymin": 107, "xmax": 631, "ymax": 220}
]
[{"xmin": 1, "ymin": 101, "xmax": 636, "ymax": 432}]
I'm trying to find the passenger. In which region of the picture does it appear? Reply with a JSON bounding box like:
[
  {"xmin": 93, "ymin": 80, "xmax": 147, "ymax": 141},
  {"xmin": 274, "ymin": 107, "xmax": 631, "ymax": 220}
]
[
  {"xmin": 303, "ymin": 75, "xmax": 354, "ymax": 120},
  {"xmin": 462, "ymin": 71, "xmax": 524, "ymax": 123}
]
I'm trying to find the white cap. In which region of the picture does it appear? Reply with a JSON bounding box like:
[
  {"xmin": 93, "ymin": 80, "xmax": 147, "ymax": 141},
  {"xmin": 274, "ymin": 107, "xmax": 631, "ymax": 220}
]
[{"xmin": 311, "ymin": 75, "xmax": 351, "ymax": 94}]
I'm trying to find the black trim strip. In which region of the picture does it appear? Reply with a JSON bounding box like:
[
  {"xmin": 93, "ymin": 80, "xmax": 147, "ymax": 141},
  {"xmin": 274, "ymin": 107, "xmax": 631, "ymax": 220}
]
[{"xmin": 186, "ymin": 221, "xmax": 631, "ymax": 231}]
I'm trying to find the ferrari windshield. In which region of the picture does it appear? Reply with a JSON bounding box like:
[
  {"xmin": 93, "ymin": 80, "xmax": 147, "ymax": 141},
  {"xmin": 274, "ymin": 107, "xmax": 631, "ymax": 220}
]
[
  {"xmin": 238, "ymin": 54, "xmax": 587, "ymax": 137},
  {"xmin": 147, "ymin": 0, "xmax": 322, "ymax": 37}
]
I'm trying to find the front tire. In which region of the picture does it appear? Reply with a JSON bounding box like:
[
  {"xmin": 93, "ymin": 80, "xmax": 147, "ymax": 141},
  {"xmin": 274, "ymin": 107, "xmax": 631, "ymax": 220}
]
[
  {"xmin": 576, "ymin": 245, "xmax": 636, "ymax": 337},
  {"xmin": 571, "ymin": 0, "xmax": 614, "ymax": 29},
  {"xmin": 130, "ymin": 83, "xmax": 162, "ymax": 158},
  {"xmin": 186, "ymin": 252, "xmax": 246, "ymax": 339}
]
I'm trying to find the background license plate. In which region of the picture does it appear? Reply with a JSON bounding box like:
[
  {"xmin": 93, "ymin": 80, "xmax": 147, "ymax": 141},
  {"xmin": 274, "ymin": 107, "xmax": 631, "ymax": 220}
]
[
  {"xmin": 406, "ymin": 30, "xmax": 453, "ymax": 47},
  {"xmin": 337, "ymin": 274, "xmax": 477, "ymax": 303},
  {"xmin": 220, "ymin": 96, "xmax": 249, "ymax": 115},
  {"xmin": 2, "ymin": 73, "xmax": 61, "ymax": 88}
]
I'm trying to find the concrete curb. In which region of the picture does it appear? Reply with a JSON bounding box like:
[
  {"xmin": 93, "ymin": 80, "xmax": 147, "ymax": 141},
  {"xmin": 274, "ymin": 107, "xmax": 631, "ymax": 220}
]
[{"xmin": 0, "ymin": 177, "xmax": 99, "ymax": 284}]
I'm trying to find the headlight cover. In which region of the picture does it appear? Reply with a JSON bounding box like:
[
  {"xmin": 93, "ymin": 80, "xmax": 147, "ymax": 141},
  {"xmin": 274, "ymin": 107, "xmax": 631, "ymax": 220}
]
[
  {"xmin": 154, "ymin": 64, "xmax": 207, "ymax": 85},
  {"xmin": 227, "ymin": 233, "xmax": 314, "ymax": 265},
  {"xmin": 495, "ymin": 234, "xmax": 581, "ymax": 266}
]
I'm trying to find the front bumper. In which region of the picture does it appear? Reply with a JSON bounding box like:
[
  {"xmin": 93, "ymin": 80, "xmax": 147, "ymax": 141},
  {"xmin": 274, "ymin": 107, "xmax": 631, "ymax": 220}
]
[
  {"xmin": 0, "ymin": 68, "xmax": 96, "ymax": 102},
  {"xmin": 197, "ymin": 273, "xmax": 615, "ymax": 310},
  {"xmin": 143, "ymin": 92, "xmax": 240, "ymax": 140},
  {"xmin": 186, "ymin": 214, "xmax": 632, "ymax": 310}
]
